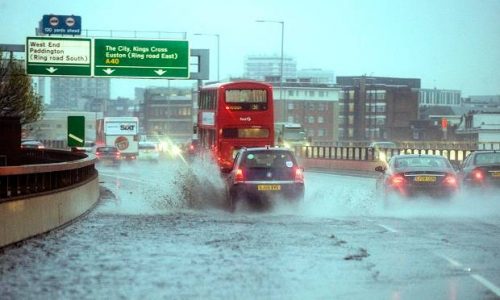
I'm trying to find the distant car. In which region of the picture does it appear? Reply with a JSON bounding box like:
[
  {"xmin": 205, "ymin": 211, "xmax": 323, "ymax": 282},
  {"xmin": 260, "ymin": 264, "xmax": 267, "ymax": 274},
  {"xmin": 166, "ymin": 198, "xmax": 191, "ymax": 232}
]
[
  {"xmin": 375, "ymin": 154, "xmax": 459, "ymax": 200},
  {"xmin": 158, "ymin": 140, "xmax": 182, "ymax": 159},
  {"xmin": 459, "ymin": 150, "xmax": 500, "ymax": 188},
  {"xmin": 21, "ymin": 140, "xmax": 45, "ymax": 149},
  {"xmin": 95, "ymin": 146, "xmax": 121, "ymax": 166},
  {"xmin": 138, "ymin": 142, "xmax": 160, "ymax": 161},
  {"xmin": 224, "ymin": 147, "xmax": 305, "ymax": 210},
  {"xmin": 368, "ymin": 141, "xmax": 398, "ymax": 161},
  {"xmin": 368, "ymin": 141, "xmax": 397, "ymax": 149},
  {"xmin": 185, "ymin": 139, "xmax": 200, "ymax": 161},
  {"xmin": 75, "ymin": 141, "xmax": 96, "ymax": 153}
]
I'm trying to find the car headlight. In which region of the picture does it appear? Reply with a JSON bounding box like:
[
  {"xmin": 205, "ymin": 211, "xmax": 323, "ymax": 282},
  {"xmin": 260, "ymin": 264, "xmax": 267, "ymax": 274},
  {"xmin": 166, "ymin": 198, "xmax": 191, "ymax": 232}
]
[{"xmin": 171, "ymin": 145, "xmax": 181, "ymax": 156}]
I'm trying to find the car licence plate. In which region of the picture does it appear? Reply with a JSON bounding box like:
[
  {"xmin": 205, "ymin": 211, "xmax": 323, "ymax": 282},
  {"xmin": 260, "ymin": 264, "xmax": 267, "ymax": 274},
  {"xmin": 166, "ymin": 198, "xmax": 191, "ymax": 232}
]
[
  {"xmin": 414, "ymin": 176, "xmax": 436, "ymax": 182},
  {"xmin": 257, "ymin": 184, "xmax": 281, "ymax": 191},
  {"xmin": 491, "ymin": 172, "xmax": 500, "ymax": 178}
]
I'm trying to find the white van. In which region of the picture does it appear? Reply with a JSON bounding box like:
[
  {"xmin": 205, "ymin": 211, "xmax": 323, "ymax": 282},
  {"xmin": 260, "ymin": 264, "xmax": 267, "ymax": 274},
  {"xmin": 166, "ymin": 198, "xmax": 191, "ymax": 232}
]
[{"xmin": 138, "ymin": 142, "xmax": 160, "ymax": 161}]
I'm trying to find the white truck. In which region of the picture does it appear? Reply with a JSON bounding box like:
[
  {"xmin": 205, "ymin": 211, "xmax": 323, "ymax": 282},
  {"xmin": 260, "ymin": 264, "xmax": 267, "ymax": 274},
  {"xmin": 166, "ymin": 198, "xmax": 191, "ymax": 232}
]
[
  {"xmin": 274, "ymin": 122, "xmax": 310, "ymax": 149},
  {"xmin": 98, "ymin": 117, "xmax": 139, "ymax": 160}
]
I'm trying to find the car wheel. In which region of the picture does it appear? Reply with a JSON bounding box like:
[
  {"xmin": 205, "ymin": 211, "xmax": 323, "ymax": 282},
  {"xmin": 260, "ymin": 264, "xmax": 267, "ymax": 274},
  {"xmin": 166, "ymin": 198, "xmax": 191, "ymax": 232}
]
[{"xmin": 227, "ymin": 189, "xmax": 238, "ymax": 212}]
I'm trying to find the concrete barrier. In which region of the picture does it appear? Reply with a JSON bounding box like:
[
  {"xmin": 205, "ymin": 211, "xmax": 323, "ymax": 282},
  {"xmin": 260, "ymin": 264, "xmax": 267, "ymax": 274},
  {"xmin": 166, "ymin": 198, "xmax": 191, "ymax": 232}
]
[{"xmin": 0, "ymin": 174, "xmax": 99, "ymax": 248}]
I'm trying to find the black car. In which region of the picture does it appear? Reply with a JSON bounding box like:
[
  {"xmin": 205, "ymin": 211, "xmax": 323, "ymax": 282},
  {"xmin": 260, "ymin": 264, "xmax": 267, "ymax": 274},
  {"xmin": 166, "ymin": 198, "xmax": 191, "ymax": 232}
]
[
  {"xmin": 95, "ymin": 146, "xmax": 121, "ymax": 166},
  {"xmin": 375, "ymin": 154, "xmax": 459, "ymax": 199},
  {"xmin": 224, "ymin": 147, "xmax": 305, "ymax": 210},
  {"xmin": 21, "ymin": 140, "xmax": 45, "ymax": 149},
  {"xmin": 459, "ymin": 150, "xmax": 500, "ymax": 188}
]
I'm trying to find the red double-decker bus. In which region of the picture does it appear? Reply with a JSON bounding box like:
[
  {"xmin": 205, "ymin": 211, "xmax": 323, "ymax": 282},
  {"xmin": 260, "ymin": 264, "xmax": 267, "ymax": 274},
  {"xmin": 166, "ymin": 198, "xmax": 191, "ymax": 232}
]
[{"xmin": 196, "ymin": 81, "xmax": 274, "ymax": 170}]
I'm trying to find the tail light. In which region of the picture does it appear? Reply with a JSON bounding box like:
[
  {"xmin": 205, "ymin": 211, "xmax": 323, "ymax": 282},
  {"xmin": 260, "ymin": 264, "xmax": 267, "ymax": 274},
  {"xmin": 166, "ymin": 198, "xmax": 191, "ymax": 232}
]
[
  {"xmin": 294, "ymin": 167, "xmax": 304, "ymax": 183},
  {"xmin": 235, "ymin": 168, "xmax": 244, "ymax": 182},
  {"xmin": 472, "ymin": 168, "xmax": 484, "ymax": 181},
  {"xmin": 389, "ymin": 174, "xmax": 405, "ymax": 187},
  {"xmin": 443, "ymin": 175, "xmax": 458, "ymax": 187},
  {"xmin": 95, "ymin": 151, "xmax": 101, "ymax": 156}
]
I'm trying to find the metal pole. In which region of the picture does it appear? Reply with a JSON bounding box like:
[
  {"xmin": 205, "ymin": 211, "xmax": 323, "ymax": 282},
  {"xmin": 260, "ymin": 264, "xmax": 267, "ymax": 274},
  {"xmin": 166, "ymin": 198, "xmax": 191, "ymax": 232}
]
[
  {"xmin": 216, "ymin": 34, "xmax": 220, "ymax": 82},
  {"xmin": 194, "ymin": 33, "xmax": 220, "ymax": 82},
  {"xmin": 280, "ymin": 21, "xmax": 285, "ymax": 122},
  {"xmin": 256, "ymin": 20, "xmax": 285, "ymax": 122}
]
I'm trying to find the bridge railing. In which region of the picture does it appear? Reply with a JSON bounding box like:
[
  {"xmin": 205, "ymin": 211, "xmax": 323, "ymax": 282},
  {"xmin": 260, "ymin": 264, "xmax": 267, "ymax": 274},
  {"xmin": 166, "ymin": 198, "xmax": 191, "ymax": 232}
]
[
  {"xmin": 297, "ymin": 146, "xmax": 476, "ymax": 166},
  {"xmin": 0, "ymin": 149, "xmax": 97, "ymax": 201}
]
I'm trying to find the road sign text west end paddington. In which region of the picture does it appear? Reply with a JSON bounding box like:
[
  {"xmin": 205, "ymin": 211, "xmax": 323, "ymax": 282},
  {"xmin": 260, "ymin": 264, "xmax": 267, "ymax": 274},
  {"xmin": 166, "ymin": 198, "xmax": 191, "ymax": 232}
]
[{"xmin": 94, "ymin": 39, "xmax": 189, "ymax": 79}]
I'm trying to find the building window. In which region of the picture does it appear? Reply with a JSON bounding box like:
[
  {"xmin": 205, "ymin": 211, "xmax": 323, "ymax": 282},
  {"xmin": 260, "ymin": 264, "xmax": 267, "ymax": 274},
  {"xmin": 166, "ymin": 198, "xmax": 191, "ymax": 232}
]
[
  {"xmin": 288, "ymin": 102, "xmax": 294, "ymax": 110},
  {"xmin": 307, "ymin": 116, "xmax": 315, "ymax": 124},
  {"xmin": 318, "ymin": 103, "xmax": 325, "ymax": 111},
  {"xmin": 317, "ymin": 116, "xmax": 324, "ymax": 123},
  {"xmin": 288, "ymin": 90, "xmax": 294, "ymax": 97},
  {"xmin": 309, "ymin": 91, "xmax": 315, "ymax": 97},
  {"xmin": 287, "ymin": 115, "xmax": 294, "ymax": 123},
  {"xmin": 308, "ymin": 103, "xmax": 315, "ymax": 110},
  {"xmin": 319, "ymin": 91, "xmax": 325, "ymax": 97},
  {"xmin": 317, "ymin": 129, "xmax": 325, "ymax": 137}
]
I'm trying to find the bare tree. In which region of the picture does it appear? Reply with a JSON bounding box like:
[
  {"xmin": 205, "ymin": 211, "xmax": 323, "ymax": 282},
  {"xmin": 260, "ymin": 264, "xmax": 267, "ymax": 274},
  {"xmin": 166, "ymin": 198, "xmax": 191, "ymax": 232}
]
[{"xmin": 0, "ymin": 50, "xmax": 43, "ymax": 124}]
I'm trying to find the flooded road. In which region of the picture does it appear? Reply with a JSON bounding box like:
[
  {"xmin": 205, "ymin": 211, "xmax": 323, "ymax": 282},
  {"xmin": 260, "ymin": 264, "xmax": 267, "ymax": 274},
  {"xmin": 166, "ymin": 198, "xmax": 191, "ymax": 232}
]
[{"xmin": 1, "ymin": 158, "xmax": 500, "ymax": 299}]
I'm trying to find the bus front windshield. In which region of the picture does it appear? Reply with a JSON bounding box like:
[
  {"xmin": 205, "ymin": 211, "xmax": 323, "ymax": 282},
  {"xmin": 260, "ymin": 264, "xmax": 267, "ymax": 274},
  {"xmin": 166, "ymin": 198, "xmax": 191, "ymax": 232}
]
[{"xmin": 225, "ymin": 89, "xmax": 267, "ymax": 103}]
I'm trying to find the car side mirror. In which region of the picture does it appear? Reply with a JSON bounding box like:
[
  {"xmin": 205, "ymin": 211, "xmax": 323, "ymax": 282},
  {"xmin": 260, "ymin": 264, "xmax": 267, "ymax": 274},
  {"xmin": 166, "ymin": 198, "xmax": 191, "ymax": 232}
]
[{"xmin": 375, "ymin": 166, "xmax": 386, "ymax": 173}]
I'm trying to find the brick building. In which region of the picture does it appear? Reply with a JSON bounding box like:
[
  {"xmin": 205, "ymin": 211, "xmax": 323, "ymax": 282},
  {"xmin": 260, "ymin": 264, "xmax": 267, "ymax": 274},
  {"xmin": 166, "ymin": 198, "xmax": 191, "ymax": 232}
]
[{"xmin": 337, "ymin": 76, "xmax": 420, "ymax": 143}]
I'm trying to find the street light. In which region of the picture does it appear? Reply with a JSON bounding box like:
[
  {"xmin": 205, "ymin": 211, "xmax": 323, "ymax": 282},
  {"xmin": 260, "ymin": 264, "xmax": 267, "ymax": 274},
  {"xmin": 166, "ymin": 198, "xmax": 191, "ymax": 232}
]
[
  {"xmin": 194, "ymin": 33, "xmax": 220, "ymax": 82},
  {"xmin": 256, "ymin": 19, "xmax": 284, "ymax": 122}
]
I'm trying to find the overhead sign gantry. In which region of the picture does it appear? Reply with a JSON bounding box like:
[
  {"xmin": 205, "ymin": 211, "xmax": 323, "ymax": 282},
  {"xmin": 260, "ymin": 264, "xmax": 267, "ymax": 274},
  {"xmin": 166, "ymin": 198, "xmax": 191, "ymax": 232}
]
[
  {"xmin": 25, "ymin": 37, "xmax": 189, "ymax": 79},
  {"xmin": 94, "ymin": 39, "xmax": 189, "ymax": 79},
  {"xmin": 26, "ymin": 37, "xmax": 92, "ymax": 76}
]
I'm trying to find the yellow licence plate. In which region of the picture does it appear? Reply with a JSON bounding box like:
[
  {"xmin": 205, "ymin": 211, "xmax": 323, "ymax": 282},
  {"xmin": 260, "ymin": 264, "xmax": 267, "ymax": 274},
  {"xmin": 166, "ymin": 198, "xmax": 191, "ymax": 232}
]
[
  {"xmin": 257, "ymin": 184, "xmax": 281, "ymax": 191},
  {"xmin": 415, "ymin": 176, "xmax": 436, "ymax": 182},
  {"xmin": 491, "ymin": 172, "xmax": 500, "ymax": 177}
]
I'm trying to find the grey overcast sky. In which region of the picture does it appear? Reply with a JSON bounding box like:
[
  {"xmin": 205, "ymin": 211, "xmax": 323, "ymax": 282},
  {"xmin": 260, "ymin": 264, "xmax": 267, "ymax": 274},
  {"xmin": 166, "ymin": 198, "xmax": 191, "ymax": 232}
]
[{"xmin": 1, "ymin": 0, "xmax": 499, "ymax": 98}]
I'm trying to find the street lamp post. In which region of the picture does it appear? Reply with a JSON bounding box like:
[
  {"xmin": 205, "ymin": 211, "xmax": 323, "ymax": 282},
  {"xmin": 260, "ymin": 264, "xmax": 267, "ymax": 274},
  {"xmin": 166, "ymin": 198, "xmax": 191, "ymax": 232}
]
[
  {"xmin": 194, "ymin": 33, "xmax": 220, "ymax": 82},
  {"xmin": 256, "ymin": 20, "xmax": 285, "ymax": 122}
]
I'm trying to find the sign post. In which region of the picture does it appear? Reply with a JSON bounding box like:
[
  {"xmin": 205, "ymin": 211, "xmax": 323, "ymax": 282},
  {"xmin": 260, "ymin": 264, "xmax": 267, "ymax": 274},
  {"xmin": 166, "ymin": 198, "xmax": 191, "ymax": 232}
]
[
  {"xmin": 94, "ymin": 38, "xmax": 189, "ymax": 78},
  {"xmin": 67, "ymin": 116, "xmax": 85, "ymax": 147},
  {"xmin": 26, "ymin": 37, "xmax": 92, "ymax": 76}
]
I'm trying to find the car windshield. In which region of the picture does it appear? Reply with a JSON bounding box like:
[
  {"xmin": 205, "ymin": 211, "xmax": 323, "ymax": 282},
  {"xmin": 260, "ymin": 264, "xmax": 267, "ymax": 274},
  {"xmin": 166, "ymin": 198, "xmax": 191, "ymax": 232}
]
[
  {"xmin": 96, "ymin": 147, "xmax": 118, "ymax": 153},
  {"xmin": 395, "ymin": 156, "xmax": 451, "ymax": 168},
  {"xmin": 242, "ymin": 151, "xmax": 295, "ymax": 169},
  {"xmin": 139, "ymin": 143, "xmax": 156, "ymax": 150},
  {"xmin": 474, "ymin": 152, "xmax": 500, "ymax": 165}
]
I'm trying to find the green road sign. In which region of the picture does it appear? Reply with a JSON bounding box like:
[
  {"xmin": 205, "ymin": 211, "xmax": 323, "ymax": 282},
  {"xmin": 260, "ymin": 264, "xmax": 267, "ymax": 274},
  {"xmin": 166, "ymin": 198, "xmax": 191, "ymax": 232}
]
[
  {"xmin": 67, "ymin": 116, "xmax": 85, "ymax": 147},
  {"xmin": 26, "ymin": 37, "xmax": 92, "ymax": 76},
  {"xmin": 94, "ymin": 39, "xmax": 189, "ymax": 79}
]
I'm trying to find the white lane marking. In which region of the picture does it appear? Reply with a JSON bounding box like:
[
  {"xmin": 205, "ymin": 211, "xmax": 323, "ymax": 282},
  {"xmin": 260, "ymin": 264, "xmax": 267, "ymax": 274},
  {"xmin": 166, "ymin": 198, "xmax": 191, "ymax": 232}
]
[
  {"xmin": 438, "ymin": 253, "xmax": 500, "ymax": 297},
  {"xmin": 470, "ymin": 274, "xmax": 500, "ymax": 297},
  {"xmin": 438, "ymin": 254, "xmax": 463, "ymax": 268},
  {"xmin": 99, "ymin": 172, "xmax": 157, "ymax": 185},
  {"xmin": 377, "ymin": 224, "xmax": 398, "ymax": 233}
]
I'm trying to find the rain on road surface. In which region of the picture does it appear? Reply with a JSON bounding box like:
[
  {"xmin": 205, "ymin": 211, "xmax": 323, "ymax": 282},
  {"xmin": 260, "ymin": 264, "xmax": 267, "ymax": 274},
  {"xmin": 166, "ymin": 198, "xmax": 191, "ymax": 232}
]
[{"xmin": 1, "ymin": 158, "xmax": 500, "ymax": 299}]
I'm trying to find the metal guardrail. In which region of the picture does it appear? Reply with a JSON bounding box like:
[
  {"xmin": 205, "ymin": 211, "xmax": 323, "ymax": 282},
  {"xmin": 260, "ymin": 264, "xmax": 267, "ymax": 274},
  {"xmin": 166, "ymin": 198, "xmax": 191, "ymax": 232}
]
[
  {"xmin": 297, "ymin": 146, "xmax": 476, "ymax": 165},
  {"xmin": 0, "ymin": 149, "xmax": 97, "ymax": 201},
  {"xmin": 316, "ymin": 141, "xmax": 500, "ymax": 150}
]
